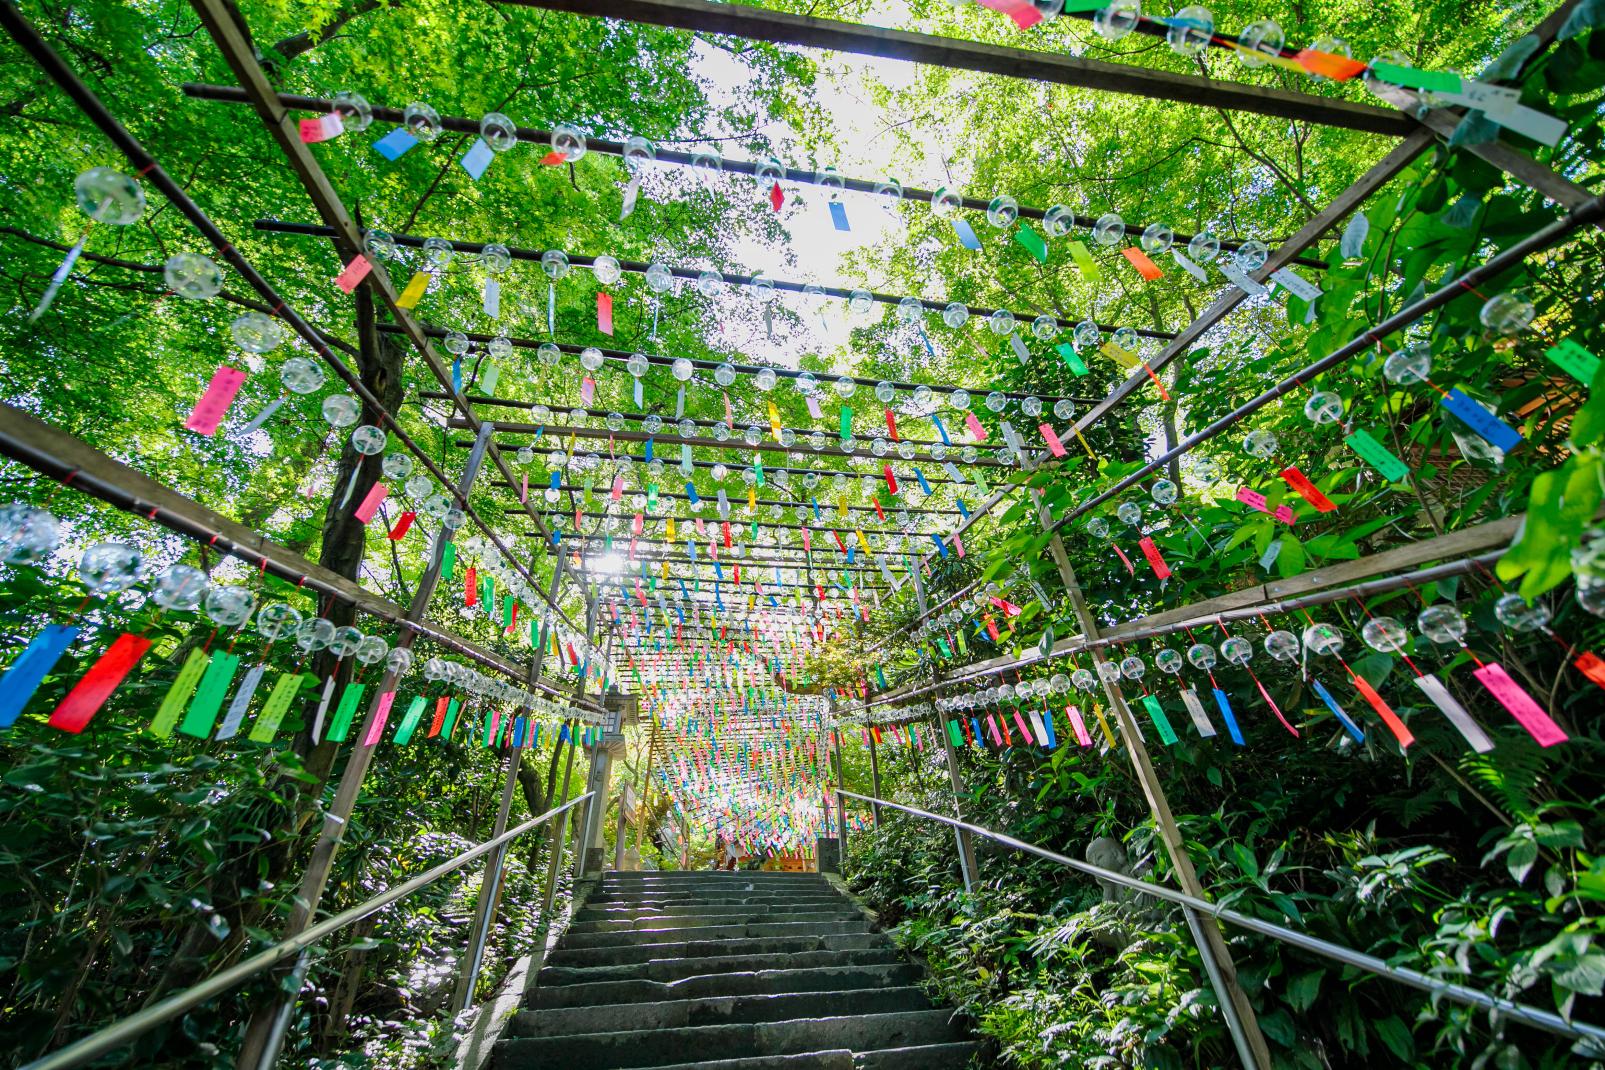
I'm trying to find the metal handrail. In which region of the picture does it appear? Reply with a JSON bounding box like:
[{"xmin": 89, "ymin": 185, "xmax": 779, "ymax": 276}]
[
  {"xmin": 836, "ymin": 789, "xmax": 1605, "ymax": 1049},
  {"xmin": 22, "ymin": 793, "xmax": 594, "ymax": 1070}
]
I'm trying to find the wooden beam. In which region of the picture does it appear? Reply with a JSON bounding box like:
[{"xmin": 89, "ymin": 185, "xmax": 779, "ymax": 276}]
[
  {"xmin": 0, "ymin": 402, "xmax": 581, "ymax": 695},
  {"xmin": 493, "ymin": 0, "xmax": 1415, "ymax": 136},
  {"xmin": 187, "ymin": 0, "xmax": 576, "ymax": 632}
]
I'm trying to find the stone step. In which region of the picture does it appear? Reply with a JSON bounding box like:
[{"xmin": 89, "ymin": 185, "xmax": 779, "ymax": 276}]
[
  {"xmin": 536, "ymin": 948, "xmax": 905, "ymax": 987},
  {"xmin": 619, "ymin": 1053, "xmax": 854, "ymax": 1070},
  {"xmin": 588, "ymin": 890, "xmax": 843, "ymax": 905},
  {"xmin": 562, "ymin": 918, "xmax": 873, "ymax": 950},
  {"xmin": 548, "ymin": 933, "xmax": 886, "ymax": 971},
  {"xmin": 569, "ymin": 910, "xmax": 863, "ymax": 933},
  {"xmin": 855, "ymin": 1042, "xmax": 978, "ymax": 1069},
  {"xmin": 511, "ymin": 985, "xmax": 933, "ymax": 1037},
  {"xmin": 528, "ymin": 963, "xmax": 926, "ymax": 1009},
  {"xmin": 578, "ymin": 899, "xmax": 838, "ymax": 918},
  {"xmin": 493, "ymin": 1009, "xmax": 963, "ymax": 1069},
  {"xmin": 602, "ymin": 871, "xmax": 828, "ymax": 883}
]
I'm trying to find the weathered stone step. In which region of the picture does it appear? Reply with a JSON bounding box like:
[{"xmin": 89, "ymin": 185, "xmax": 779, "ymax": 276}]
[
  {"xmin": 492, "ymin": 1009, "xmax": 962, "ymax": 1069},
  {"xmin": 588, "ymin": 891, "xmax": 843, "ymax": 906},
  {"xmin": 570, "ymin": 909, "xmax": 862, "ymax": 933},
  {"xmin": 548, "ymin": 933, "xmax": 886, "ymax": 970},
  {"xmin": 855, "ymin": 1041, "xmax": 978, "ymax": 1069},
  {"xmin": 528, "ymin": 963, "xmax": 925, "ymax": 1009},
  {"xmin": 536, "ymin": 948, "xmax": 905, "ymax": 987},
  {"xmin": 578, "ymin": 899, "xmax": 839, "ymax": 918},
  {"xmin": 511, "ymin": 985, "xmax": 933, "ymax": 1037},
  {"xmin": 562, "ymin": 918, "xmax": 873, "ymax": 950}
]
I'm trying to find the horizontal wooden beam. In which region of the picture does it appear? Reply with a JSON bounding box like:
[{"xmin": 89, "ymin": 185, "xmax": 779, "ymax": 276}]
[{"xmin": 494, "ymin": 0, "xmax": 1416, "ymax": 136}]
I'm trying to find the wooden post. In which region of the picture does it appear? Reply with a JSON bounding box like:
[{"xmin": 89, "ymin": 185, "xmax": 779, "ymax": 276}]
[
  {"xmin": 911, "ymin": 566, "xmax": 978, "ymax": 891},
  {"xmin": 449, "ymin": 551, "xmax": 566, "ymax": 1013},
  {"xmin": 1031, "ymin": 491, "xmax": 1272, "ymax": 1070},
  {"xmin": 236, "ymin": 423, "xmax": 494, "ymax": 1067},
  {"xmin": 866, "ymin": 730, "xmax": 882, "ymax": 829}
]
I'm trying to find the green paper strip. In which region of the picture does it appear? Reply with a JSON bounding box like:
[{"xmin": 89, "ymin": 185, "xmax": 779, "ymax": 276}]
[
  {"xmin": 502, "ymin": 595, "xmax": 513, "ymax": 627},
  {"xmin": 1344, "ymin": 429, "xmax": 1410, "ymax": 482},
  {"xmin": 441, "ymin": 541, "xmax": 456, "ymax": 581},
  {"xmin": 1547, "ymin": 339, "xmax": 1600, "ymax": 384},
  {"xmin": 1013, "ymin": 223, "xmax": 1048, "ymax": 263},
  {"xmin": 178, "ymin": 650, "xmax": 242, "ymax": 739},
  {"xmin": 442, "ymin": 697, "xmax": 462, "ymax": 738},
  {"xmin": 482, "ymin": 709, "xmax": 497, "ymax": 747},
  {"xmin": 754, "ymin": 459, "xmax": 764, "ymax": 486},
  {"xmin": 325, "ymin": 682, "xmax": 367, "ymax": 743},
  {"xmin": 1371, "ymin": 62, "xmax": 1462, "ymax": 94},
  {"xmin": 956, "ymin": 630, "xmax": 969, "ymax": 655},
  {"xmin": 393, "ymin": 695, "xmax": 428, "ymax": 745},
  {"xmin": 481, "ymin": 363, "xmax": 500, "ymax": 394},
  {"xmin": 1057, "ymin": 342, "xmax": 1089, "ymax": 376},
  {"xmin": 947, "ymin": 718, "xmax": 963, "ymax": 747},
  {"xmin": 483, "ymin": 575, "xmax": 495, "ymax": 609},
  {"xmin": 150, "ymin": 648, "xmax": 210, "ymax": 737},
  {"xmin": 749, "ymin": 519, "xmax": 759, "ymax": 540},
  {"xmin": 647, "ymin": 484, "xmax": 658, "ymax": 510},
  {"xmin": 972, "ymin": 470, "xmax": 991, "ymax": 496},
  {"xmin": 249, "ymin": 672, "xmax": 306, "ymax": 743},
  {"xmin": 840, "ymin": 405, "xmax": 852, "ymax": 442},
  {"xmin": 1068, "ymin": 240, "xmax": 1101, "ymax": 282},
  {"xmin": 1141, "ymin": 694, "xmax": 1179, "ymax": 745}
]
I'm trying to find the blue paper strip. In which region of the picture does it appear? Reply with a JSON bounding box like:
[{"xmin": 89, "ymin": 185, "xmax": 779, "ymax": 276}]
[
  {"xmin": 970, "ymin": 718, "xmax": 983, "ymax": 746},
  {"xmin": 1211, "ymin": 688, "xmax": 1246, "ymax": 746},
  {"xmin": 1042, "ymin": 710, "xmax": 1057, "ymax": 749},
  {"xmin": 373, "ymin": 127, "xmax": 419, "ymax": 161},
  {"xmin": 914, "ymin": 469, "xmax": 932, "ymax": 495},
  {"xmin": 931, "ymin": 533, "xmax": 949, "ymax": 557},
  {"xmin": 1311, "ymin": 678, "xmax": 1366, "ymax": 742},
  {"xmin": 460, "ymin": 138, "xmax": 494, "ymax": 180},
  {"xmin": 0, "ymin": 624, "xmax": 80, "ymax": 728},
  {"xmin": 953, "ymin": 218, "xmax": 982, "ymax": 250},
  {"xmin": 931, "ymin": 414, "xmax": 951, "ymax": 445},
  {"xmin": 956, "ymin": 498, "xmax": 970, "ymax": 519},
  {"xmin": 451, "ymin": 357, "xmax": 462, "ymax": 394},
  {"xmin": 1441, "ymin": 388, "xmax": 1522, "ymax": 451},
  {"xmin": 828, "ymin": 201, "xmax": 850, "ymax": 231}
]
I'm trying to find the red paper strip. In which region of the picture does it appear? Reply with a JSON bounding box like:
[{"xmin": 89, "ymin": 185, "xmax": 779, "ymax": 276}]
[
  {"xmin": 832, "ymin": 531, "xmax": 846, "ymax": 553},
  {"xmin": 539, "ymin": 151, "xmax": 566, "ymax": 165},
  {"xmin": 353, "ymin": 481, "xmax": 388, "ymax": 523},
  {"xmin": 964, "ymin": 411, "xmax": 988, "ymax": 441},
  {"xmin": 977, "ymin": 0, "xmax": 1043, "ymax": 29},
  {"xmin": 873, "ymin": 498, "xmax": 885, "ymax": 521},
  {"xmin": 1121, "ymin": 246, "xmax": 1164, "ymax": 280},
  {"xmin": 770, "ymin": 182, "xmax": 784, "ymax": 212},
  {"xmin": 185, "ymin": 365, "xmax": 247, "ymax": 436},
  {"xmin": 1295, "ymin": 48, "xmax": 1368, "ymax": 80},
  {"xmin": 597, "ymin": 291, "xmax": 614, "ymax": 335},
  {"xmin": 1141, "ymin": 362, "xmax": 1172, "ymax": 401},
  {"xmin": 335, "ymin": 254, "xmax": 373, "ymax": 293},
  {"xmin": 1112, "ymin": 542, "xmax": 1135, "ymax": 574},
  {"xmin": 722, "ymin": 522, "xmax": 733, "ymax": 548},
  {"xmin": 1138, "ymin": 536, "xmax": 1171, "ymax": 580},
  {"xmin": 1351, "ymin": 673, "xmax": 1414, "ymax": 748},
  {"xmin": 885, "ymin": 409, "xmax": 898, "ymax": 440},
  {"xmin": 48, "ymin": 633, "xmax": 152, "ymax": 733},
  {"xmin": 1280, "ymin": 466, "xmax": 1337, "ymax": 512},
  {"xmin": 428, "ymin": 695, "xmax": 449, "ymax": 738},
  {"xmin": 1252, "ymin": 674, "xmax": 1300, "ymax": 736},
  {"xmin": 1576, "ymin": 651, "xmax": 1605, "ymax": 690},
  {"xmin": 1475, "ymin": 662, "xmax": 1568, "ymax": 746},
  {"xmin": 883, "ymin": 465, "xmax": 898, "ymax": 495},
  {"xmin": 984, "ymin": 614, "xmax": 1000, "ymax": 642},
  {"xmin": 1039, "ymin": 423, "xmax": 1067, "ymax": 457},
  {"xmin": 363, "ymin": 690, "xmax": 397, "ymax": 746},
  {"xmin": 465, "ymin": 566, "xmax": 478, "ymax": 607},
  {"xmin": 388, "ymin": 510, "xmax": 416, "ymax": 541}
]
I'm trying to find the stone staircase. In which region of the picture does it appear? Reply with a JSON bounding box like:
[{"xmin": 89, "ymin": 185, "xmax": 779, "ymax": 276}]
[{"xmin": 492, "ymin": 869, "xmax": 977, "ymax": 1069}]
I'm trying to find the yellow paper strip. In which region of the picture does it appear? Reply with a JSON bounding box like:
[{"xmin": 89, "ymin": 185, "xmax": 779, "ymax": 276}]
[{"xmin": 396, "ymin": 270, "xmax": 430, "ymax": 309}]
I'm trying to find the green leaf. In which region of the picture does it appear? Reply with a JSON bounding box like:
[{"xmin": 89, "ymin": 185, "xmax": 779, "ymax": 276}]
[
  {"xmin": 1374, "ymin": 1017, "xmax": 1414, "ymax": 1061},
  {"xmin": 1285, "ymin": 968, "xmax": 1324, "ymax": 1013}
]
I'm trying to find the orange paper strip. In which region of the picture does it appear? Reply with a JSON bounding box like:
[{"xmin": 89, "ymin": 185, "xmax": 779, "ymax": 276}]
[{"xmin": 1121, "ymin": 247, "xmax": 1163, "ymax": 280}]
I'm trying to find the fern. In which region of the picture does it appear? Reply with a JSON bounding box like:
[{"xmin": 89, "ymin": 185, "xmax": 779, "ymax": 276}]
[{"xmin": 1460, "ymin": 747, "xmax": 1546, "ymax": 819}]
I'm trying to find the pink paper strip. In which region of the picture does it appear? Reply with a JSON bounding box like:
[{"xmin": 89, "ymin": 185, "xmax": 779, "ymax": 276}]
[
  {"xmin": 977, "ymin": 0, "xmax": 1044, "ymax": 29},
  {"xmin": 334, "ymin": 254, "xmax": 373, "ymax": 293},
  {"xmin": 362, "ymin": 690, "xmax": 398, "ymax": 746},
  {"xmin": 611, "ymin": 475, "xmax": 624, "ymax": 501},
  {"xmin": 964, "ymin": 411, "xmax": 988, "ymax": 441},
  {"xmin": 598, "ymin": 291, "xmax": 614, "ymax": 335},
  {"xmin": 521, "ymin": 473, "xmax": 528, "ymax": 503},
  {"xmin": 1039, "ymin": 423, "xmax": 1067, "ymax": 457},
  {"xmin": 353, "ymin": 481, "xmax": 388, "ymax": 523},
  {"xmin": 298, "ymin": 113, "xmax": 343, "ymax": 143},
  {"xmin": 1112, "ymin": 542, "xmax": 1135, "ymax": 574},
  {"xmin": 581, "ymin": 376, "xmax": 595, "ymax": 404},
  {"xmin": 806, "ymin": 395, "xmax": 822, "ymax": 419},
  {"xmin": 185, "ymin": 365, "xmax": 247, "ymax": 436},
  {"xmin": 953, "ymin": 533, "xmax": 965, "ymax": 557},
  {"xmin": 1236, "ymin": 486, "xmax": 1297, "ymax": 526},
  {"xmin": 1068, "ymin": 705, "xmax": 1093, "ymax": 746},
  {"xmin": 1012, "ymin": 709, "xmax": 1034, "ymax": 745},
  {"xmin": 1475, "ymin": 662, "xmax": 1568, "ymax": 747}
]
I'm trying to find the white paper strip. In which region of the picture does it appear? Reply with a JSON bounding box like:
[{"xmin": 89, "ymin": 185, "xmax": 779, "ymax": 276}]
[
  {"xmin": 1413, "ymin": 674, "xmax": 1495, "ymax": 752},
  {"xmin": 1180, "ymin": 687, "xmax": 1217, "ymax": 737},
  {"xmin": 215, "ymin": 664, "xmax": 267, "ymax": 740}
]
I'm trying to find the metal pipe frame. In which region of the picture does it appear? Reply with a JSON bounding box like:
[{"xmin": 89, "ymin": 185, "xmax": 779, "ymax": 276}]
[
  {"xmin": 260, "ymin": 221, "xmax": 1179, "ymax": 341},
  {"xmin": 181, "ymin": 83, "xmax": 1326, "ymax": 270},
  {"xmin": 18, "ymin": 794, "xmax": 593, "ymax": 1070},
  {"xmin": 836, "ymin": 789, "xmax": 1605, "ymax": 1050}
]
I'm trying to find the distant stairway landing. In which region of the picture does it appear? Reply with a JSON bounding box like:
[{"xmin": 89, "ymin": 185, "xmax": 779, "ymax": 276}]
[{"xmin": 493, "ymin": 869, "xmax": 977, "ymax": 1069}]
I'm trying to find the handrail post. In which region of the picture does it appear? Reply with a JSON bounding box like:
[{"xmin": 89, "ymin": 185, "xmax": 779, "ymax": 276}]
[
  {"xmin": 544, "ymin": 589, "xmax": 600, "ymax": 917},
  {"xmin": 1030, "ymin": 489, "xmax": 1272, "ymax": 1070},
  {"xmin": 912, "ymin": 566, "xmax": 978, "ymax": 891},
  {"xmin": 831, "ymin": 727, "xmax": 849, "ymax": 857},
  {"xmin": 450, "ymin": 552, "xmax": 567, "ymax": 1014}
]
